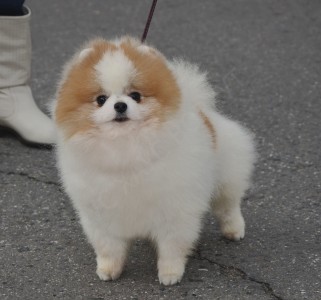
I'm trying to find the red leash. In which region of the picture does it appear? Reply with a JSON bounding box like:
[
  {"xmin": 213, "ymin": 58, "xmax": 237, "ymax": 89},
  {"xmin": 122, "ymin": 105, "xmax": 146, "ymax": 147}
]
[{"xmin": 141, "ymin": 0, "xmax": 158, "ymax": 43}]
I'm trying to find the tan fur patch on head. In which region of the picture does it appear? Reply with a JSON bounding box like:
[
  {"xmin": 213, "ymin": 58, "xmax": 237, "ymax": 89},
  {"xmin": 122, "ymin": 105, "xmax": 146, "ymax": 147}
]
[
  {"xmin": 55, "ymin": 39, "xmax": 117, "ymax": 138},
  {"xmin": 119, "ymin": 38, "xmax": 181, "ymax": 121},
  {"xmin": 199, "ymin": 111, "xmax": 216, "ymax": 147}
]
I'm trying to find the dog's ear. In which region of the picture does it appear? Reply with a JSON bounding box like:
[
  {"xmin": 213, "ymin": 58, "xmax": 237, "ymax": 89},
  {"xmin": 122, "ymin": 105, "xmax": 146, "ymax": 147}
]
[
  {"xmin": 138, "ymin": 44, "xmax": 153, "ymax": 53},
  {"xmin": 78, "ymin": 48, "xmax": 93, "ymax": 60},
  {"xmin": 137, "ymin": 44, "xmax": 161, "ymax": 57}
]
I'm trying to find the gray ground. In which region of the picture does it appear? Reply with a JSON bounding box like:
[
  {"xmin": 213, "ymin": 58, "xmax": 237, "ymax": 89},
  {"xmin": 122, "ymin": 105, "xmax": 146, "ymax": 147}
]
[{"xmin": 1, "ymin": 0, "xmax": 320, "ymax": 299}]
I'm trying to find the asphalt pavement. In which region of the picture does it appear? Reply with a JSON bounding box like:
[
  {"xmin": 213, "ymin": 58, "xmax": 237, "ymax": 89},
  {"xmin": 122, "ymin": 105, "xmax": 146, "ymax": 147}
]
[{"xmin": 1, "ymin": 1, "xmax": 320, "ymax": 299}]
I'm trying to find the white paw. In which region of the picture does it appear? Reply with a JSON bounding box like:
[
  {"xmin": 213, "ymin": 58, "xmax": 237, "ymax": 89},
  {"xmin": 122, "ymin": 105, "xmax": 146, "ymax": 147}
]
[
  {"xmin": 158, "ymin": 259, "xmax": 185, "ymax": 286},
  {"xmin": 96, "ymin": 256, "xmax": 124, "ymax": 281},
  {"xmin": 159, "ymin": 272, "xmax": 183, "ymax": 286},
  {"xmin": 221, "ymin": 214, "xmax": 245, "ymax": 241},
  {"xmin": 97, "ymin": 268, "xmax": 113, "ymax": 281}
]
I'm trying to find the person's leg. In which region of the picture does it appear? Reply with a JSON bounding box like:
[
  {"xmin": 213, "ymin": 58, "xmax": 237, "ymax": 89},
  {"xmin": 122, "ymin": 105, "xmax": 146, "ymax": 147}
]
[
  {"xmin": 0, "ymin": 0, "xmax": 25, "ymax": 16},
  {"xmin": 0, "ymin": 3, "xmax": 56, "ymax": 145}
]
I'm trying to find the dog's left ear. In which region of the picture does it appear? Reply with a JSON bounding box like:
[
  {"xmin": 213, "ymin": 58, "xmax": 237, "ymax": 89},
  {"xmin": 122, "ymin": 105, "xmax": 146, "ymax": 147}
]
[
  {"xmin": 78, "ymin": 48, "xmax": 93, "ymax": 60},
  {"xmin": 138, "ymin": 44, "xmax": 153, "ymax": 53},
  {"xmin": 138, "ymin": 44, "xmax": 161, "ymax": 56}
]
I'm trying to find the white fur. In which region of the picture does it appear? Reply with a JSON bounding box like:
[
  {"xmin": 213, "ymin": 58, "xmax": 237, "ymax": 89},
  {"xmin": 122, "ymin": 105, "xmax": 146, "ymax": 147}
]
[
  {"xmin": 54, "ymin": 47, "xmax": 256, "ymax": 285},
  {"xmin": 95, "ymin": 50, "xmax": 136, "ymax": 95}
]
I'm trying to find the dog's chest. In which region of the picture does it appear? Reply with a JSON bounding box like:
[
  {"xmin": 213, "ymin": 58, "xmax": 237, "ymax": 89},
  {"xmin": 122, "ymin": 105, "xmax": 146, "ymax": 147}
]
[
  {"xmin": 73, "ymin": 162, "xmax": 184, "ymax": 237},
  {"xmin": 60, "ymin": 122, "xmax": 217, "ymax": 238}
]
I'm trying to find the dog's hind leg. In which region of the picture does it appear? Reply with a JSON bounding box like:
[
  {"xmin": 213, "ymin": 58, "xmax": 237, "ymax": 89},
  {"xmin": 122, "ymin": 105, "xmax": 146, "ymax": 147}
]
[{"xmin": 211, "ymin": 183, "xmax": 246, "ymax": 241}]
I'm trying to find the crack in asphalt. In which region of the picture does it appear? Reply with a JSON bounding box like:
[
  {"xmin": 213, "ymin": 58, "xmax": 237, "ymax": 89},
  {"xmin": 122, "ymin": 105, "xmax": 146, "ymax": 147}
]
[
  {"xmin": 193, "ymin": 249, "xmax": 284, "ymax": 300},
  {"xmin": 0, "ymin": 170, "xmax": 63, "ymax": 193}
]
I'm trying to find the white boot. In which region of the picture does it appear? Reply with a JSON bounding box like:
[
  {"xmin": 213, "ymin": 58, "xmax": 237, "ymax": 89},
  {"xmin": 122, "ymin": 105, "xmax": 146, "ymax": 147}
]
[{"xmin": 0, "ymin": 7, "xmax": 56, "ymax": 145}]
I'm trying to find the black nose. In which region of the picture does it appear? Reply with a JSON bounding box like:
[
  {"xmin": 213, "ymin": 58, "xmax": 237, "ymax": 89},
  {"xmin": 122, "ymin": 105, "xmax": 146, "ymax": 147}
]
[{"xmin": 114, "ymin": 102, "xmax": 127, "ymax": 114}]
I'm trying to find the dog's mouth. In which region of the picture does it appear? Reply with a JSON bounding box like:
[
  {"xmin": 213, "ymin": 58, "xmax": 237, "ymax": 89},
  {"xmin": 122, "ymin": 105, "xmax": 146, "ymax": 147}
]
[{"xmin": 113, "ymin": 115, "xmax": 130, "ymax": 123}]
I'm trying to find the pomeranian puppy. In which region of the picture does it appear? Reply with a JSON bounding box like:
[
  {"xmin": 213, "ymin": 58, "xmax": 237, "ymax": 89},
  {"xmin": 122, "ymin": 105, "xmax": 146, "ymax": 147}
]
[{"xmin": 53, "ymin": 37, "xmax": 255, "ymax": 285}]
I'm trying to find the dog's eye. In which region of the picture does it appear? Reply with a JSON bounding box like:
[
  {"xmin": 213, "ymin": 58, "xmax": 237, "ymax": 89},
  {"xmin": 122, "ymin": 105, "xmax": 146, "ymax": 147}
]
[
  {"xmin": 128, "ymin": 92, "xmax": 141, "ymax": 103},
  {"xmin": 96, "ymin": 95, "xmax": 108, "ymax": 107}
]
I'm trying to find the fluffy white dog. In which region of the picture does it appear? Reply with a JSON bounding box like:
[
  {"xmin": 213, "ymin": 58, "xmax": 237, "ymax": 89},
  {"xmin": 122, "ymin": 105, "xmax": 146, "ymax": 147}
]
[{"xmin": 53, "ymin": 37, "xmax": 256, "ymax": 285}]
